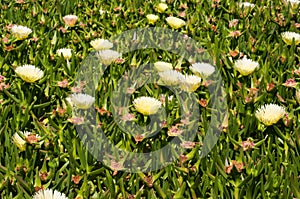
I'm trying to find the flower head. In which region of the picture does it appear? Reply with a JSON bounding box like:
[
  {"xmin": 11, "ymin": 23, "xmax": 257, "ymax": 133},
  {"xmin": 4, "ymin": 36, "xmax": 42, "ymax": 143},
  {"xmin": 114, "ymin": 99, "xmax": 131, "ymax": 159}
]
[
  {"xmin": 238, "ymin": 2, "xmax": 255, "ymax": 9},
  {"xmin": 133, "ymin": 96, "xmax": 162, "ymax": 115},
  {"xmin": 229, "ymin": 19, "xmax": 239, "ymax": 28},
  {"xmin": 167, "ymin": 125, "xmax": 183, "ymax": 136},
  {"xmin": 99, "ymin": 9, "xmax": 106, "ymax": 15},
  {"xmin": 285, "ymin": 0, "xmax": 300, "ymax": 8},
  {"xmin": 68, "ymin": 117, "xmax": 84, "ymax": 125},
  {"xmin": 166, "ymin": 17, "xmax": 186, "ymax": 29},
  {"xmin": 15, "ymin": 65, "xmax": 44, "ymax": 83},
  {"xmin": 70, "ymin": 93, "xmax": 95, "ymax": 109},
  {"xmin": 190, "ymin": 62, "xmax": 215, "ymax": 78},
  {"xmin": 11, "ymin": 25, "xmax": 32, "ymax": 40},
  {"xmin": 12, "ymin": 131, "xmax": 30, "ymax": 151},
  {"xmin": 255, "ymin": 104, "xmax": 285, "ymax": 126},
  {"xmin": 281, "ymin": 31, "xmax": 300, "ymax": 45},
  {"xmin": 157, "ymin": 3, "xmax": 168, "ymax": 13},
  {"xmin": 63, "ymin": 15, "xmax": 78, "ymax": 27},
  {"xmin": 146, "ymin": 14, "xmax": 159, "ymax": 24},
  {"xmin": 233, "ymin": 56, "xmax": 259, "ymax": 76},
  {"xmin": 32, "ymin": 188, "xmax": 68, "ymax": 199},
  {"xmin": 57, "ymin": 48, "xmax": 72, "ymax": 60},
  {"xmin": 241, "ymin": 138, "xmax": 255, "ymax": 151},
  {"xmin": 180, "ymin": 74, "xmax": 202, "ymax": 92},
  {"xmin": 158, "ymin": 70, "xmax": 184, "ymax": 86},
  {"xmin": 154, "ymin": 61, "xmax": 173, "ymax": 72},
  {"xmin": 96, "ymin": 50, "xmax": 121, "ymax": 65},
  {"xmin": 90, "ymin": 39, "xmax": 113, "ymax": 51},
  {"xmin": 283, "ymin": 78, "xmax": 297, "ymax": 87}
]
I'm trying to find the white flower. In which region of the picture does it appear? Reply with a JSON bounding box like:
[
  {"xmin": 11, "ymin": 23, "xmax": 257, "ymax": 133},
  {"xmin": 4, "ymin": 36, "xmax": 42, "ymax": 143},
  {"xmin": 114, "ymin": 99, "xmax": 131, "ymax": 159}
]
[
  {"xmin": 96, "ymin": 50, "xmax": 121, "ymax": 65},
  {"xmin": 233, "ymin": 56, "xmax": 259, "ymax": 76},
  {"xmin": 154, "ymin": 61, "xmax": 173, "ymax": 72},
  {"xmin": 99, "ymin": 9, "xmax": 106, "ymax": 15},
  {"xmin": 12, "ymin": 131, "xmax": 30, "ymax": 151},
  {"xmin": 90, "ymin": 39, "xmax": 113, "ymax": 51},
  {"xmin": 15, "ymin": 65, "xmax": 44, "ymax": 83},
  {"xmin": 65, "ymin": 97, "xmax": 73, "ymax": 107},
  {"xmin": 70, "ymin": 93, "xmax": 95, "ymax": 109},
  {"xmin": 157, "ymin": 3, "xmax": 168, "ymax": 13},
  {"xmin": 11, "ymin": 25, "xmax": 32, "ymax": 40},
  {"xmin": 238, "ymin": 2, "xmax": 255, "ymax": 9},
  {"xmin": 32, "ymin": 188, "xmax": 68, "ymax": 199},
  {"xmin": 133, "ymin": 96, "xmax": 162, "ymax": 115},
  {"xmin": 281, "ymin": 31, "xmax": 300, "ymax": 45},
  {"xmin": 63, "ymin": 15, "xmax": 78, "ymax": 27},
  {"xmin": 180, "ymin": 74, "xmax": 202, "ymax": 92},
  {"xmin": 285, "ymin": 0, "xmax": 300, "ymax": 8},
  {"xmin": 255, "ymin": 104, "xmax": 286, "ymax": 126},
  {"xmin": 158, "ymin": 70, "xmax": 184, "ymax": 86},
  {"xmin": 146, "ymin": 14, "xmax": 159, "ymax": 24},
  {"xmin": 190, "ymin": 62, "xmax": 215, "ymax": 78},
  {"xmin": 166, "ymin": 17, "xmax": 186, "ymax": 29},
  {"xmin": 57, "ymin": 48, "xmax": 72, "ymax": 60}
]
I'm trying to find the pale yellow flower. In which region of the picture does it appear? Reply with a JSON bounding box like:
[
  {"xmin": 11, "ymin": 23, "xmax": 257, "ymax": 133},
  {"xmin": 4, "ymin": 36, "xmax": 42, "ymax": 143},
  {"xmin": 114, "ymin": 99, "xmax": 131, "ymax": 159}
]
[
  {"xmin": 154, "ymin": 61, "xmax": 173, "ymax": 72},
  {"xmin": 96, "ymin": 50, "xmax": 121, "ymax": 65},
  {"xmin": 32, "ymin": 188, "xmax": 68, "ymax": 199},
  {"xmin": 285, "ymin": 0, "xmax": 300, "ymax": 8},
  {"xmin": 238, "ymin": 2, "xmax": 255, "ymax": 9},
  {"xmin": 57, "ymin": 48, "xmax": 72, "ymax": 60},
  {"xmin": 146, "ymin": 14, "xmax": 159, "ymax": 24},
  {"xmin": 281, "ymin": 31, "xmax": 300, "ymax": 45},
  {"xmin": 133, "ymin": 96, "xmax": 162, "ymax": 115},
  {"xmin": 99, "ymin": 9, "xmax": 106, "ymax": 15},
  {"xmin": 63, "ymin": 14, "xmax": 78, "ymax": 27},
  {"xmin": 70, "ymin": 93, "xmax": 95, "ymax": 109},
  {"xmin": 157, "ymin": 3, "xmax": 168, "ymax": 13},
  {"xmin": 159, "ymin": 70, "xmax": 184, "ymax": 86},
  {"xmin": 255, "ymin": 104, "xmax": 285, "ymax": 126},
  {"xmin": 11, "ymin": 25, "xmax": 32, "ymax": 40},
  {"xmin": 180, "ymin": 74, "xmax": 202, "ymax": 92},
  {"xmin": 12, "ymin": 131, "xmax": 30, "ymax": 151},
  {"xmin": 90, "ymin": 39, "xmax": 113, "ymax": 51},
  {"xmin": 65, "ymin": 97, "xmax": 73, "ymax": 107},
  {"xmin": 233, "ymin": 56, "xmax": 259, "ymax": 76},
  {"xmin": 190, "ymin": 62, "xmax": 215, "ymax": 78},
  {"xmin": 166, "ymin": 17, "xmax": 186, "ymax": 29},
  {"xmin": 15, "ymin": 65, "xmax": 44, "ymax": 83}
]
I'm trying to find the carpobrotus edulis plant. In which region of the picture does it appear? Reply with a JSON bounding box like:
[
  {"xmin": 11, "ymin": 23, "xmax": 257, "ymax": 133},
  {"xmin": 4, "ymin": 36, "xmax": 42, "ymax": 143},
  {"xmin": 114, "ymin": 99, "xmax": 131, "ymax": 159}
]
[
  {"xmin": 255, "ymin": 104, "xmax": 286, "ymax": 126},
  {"xmin": 15, "ymin": 64, "xmax": 44, "ymax": 83},
  {"xmin": 10, "ymin": 25, "xmax": 32, "ymax": 40},
  {"xmin": 233, "ymin": 56, "xmax": 259, "ymax": 76},
  {"xmin": 190, "ymin": 62, "xmax": 215, "ymax": 78},
  {"xmin": 63, "ymin": 14, "xmax": 78, "ymax": 27},
  {"xmin": 57, "ymin": 48, "xmax": 72, "ymax": 60},
  {"xmin": 96, "ymin": 50, "xmax": 122, "ymax": 65},
  {"xmin": 90, "ymin": 39, "xmax": 113, "ymax": 51},
  {"xmin": 69, "ymin": 93, "xmax": 95, "ymax": 109},
  {"xmin": 281, "ymin": 31, "xmax": 300, "ymax": 45},
  {"xmin": 32, "ymin": 188, "xmax": 69, "ymax": 199},
  {"xmin": 133, "ymin": 96, "xmax": 162, "ymax": 115},
  {"xmin": 166, "ymin": 17, "xmax": 186, "ymax": 29},
  {"xmin": 146, "ymin": 14, "xmax": 159, "ymax": 24},
  {"xmin": 154, "ymin": 61, "xmax": 173, "ymax": 72}
]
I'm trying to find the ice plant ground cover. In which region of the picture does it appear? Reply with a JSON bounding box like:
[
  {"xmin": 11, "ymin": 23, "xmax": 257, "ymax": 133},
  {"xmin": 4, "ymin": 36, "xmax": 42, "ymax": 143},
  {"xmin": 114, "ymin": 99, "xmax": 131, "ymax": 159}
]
[{"xmin": 0, "ymin": 0, "xmax": 300, "ymax": 198}]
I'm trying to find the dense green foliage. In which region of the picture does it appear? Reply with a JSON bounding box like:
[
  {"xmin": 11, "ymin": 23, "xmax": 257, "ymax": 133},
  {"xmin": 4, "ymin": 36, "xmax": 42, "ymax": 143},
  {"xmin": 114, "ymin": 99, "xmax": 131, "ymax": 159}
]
[{"xmin": 0, "ymin": 0, "xmax": 300, "ymax": 198}]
